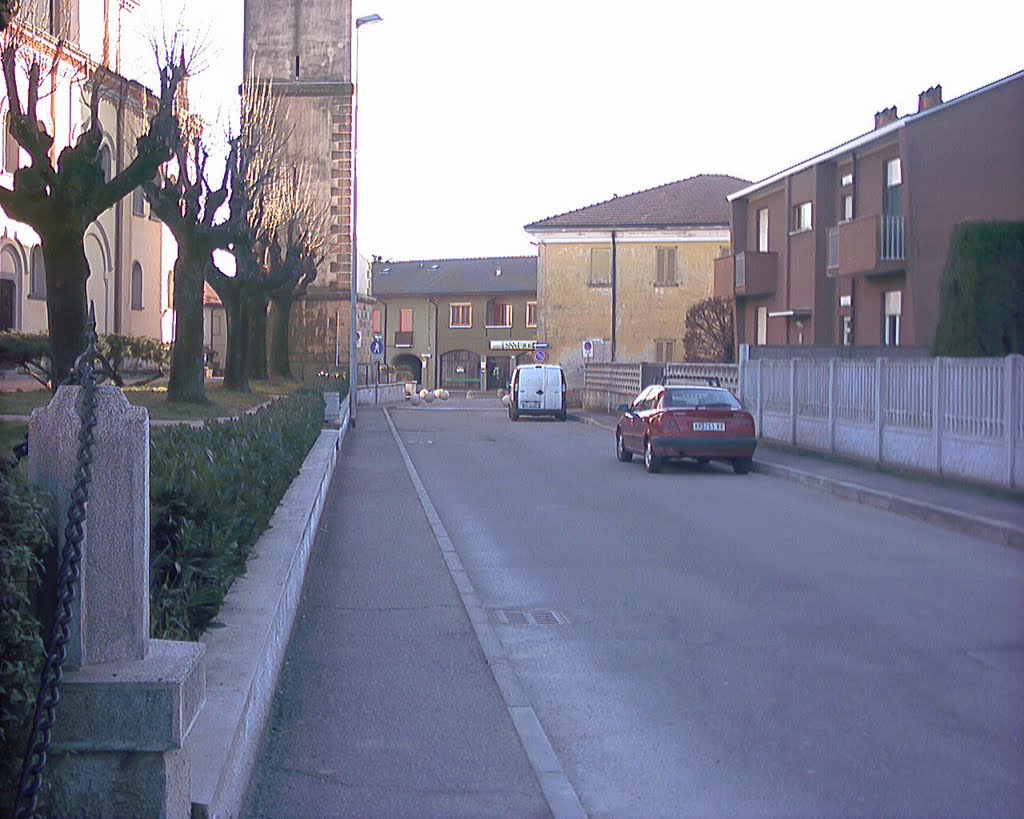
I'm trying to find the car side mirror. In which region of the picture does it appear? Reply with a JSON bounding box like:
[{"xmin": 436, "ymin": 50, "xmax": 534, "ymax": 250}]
[{"xmin": 617, "ymin": 404, "xmax": 629, "ymax": 414}]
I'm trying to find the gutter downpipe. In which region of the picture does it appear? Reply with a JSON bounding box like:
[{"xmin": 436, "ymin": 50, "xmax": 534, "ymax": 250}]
[
  {"xmin": 113, "ymin": 77, "xmax": 125, "ymax": 333},
  {"xmin": 610, "ymin": 230, "xmax": 618, "ymax": 362},
  {"xmin": 428, "ymin": 297, "xmax": 439, "ymax": 389}
]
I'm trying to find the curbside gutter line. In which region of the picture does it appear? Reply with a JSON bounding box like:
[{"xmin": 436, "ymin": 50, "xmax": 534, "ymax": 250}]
[
  {"xmin": 187, "ymin": 401, "xmax": 350, "ymax": 818},
  {"xmin": 569, "ymin": 413, "xmax": 1024, "ymax": 550}
]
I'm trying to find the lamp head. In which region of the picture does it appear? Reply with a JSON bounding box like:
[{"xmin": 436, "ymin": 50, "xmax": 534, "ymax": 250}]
[{"xmin": 356, "ymin": 13, "xmax": 383, "ymax": 27}]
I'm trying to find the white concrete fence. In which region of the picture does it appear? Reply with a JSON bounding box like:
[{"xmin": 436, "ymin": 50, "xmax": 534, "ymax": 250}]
[{"xmin": 584, "ymin": 355, "xmax": 1024, "ymax": 489}]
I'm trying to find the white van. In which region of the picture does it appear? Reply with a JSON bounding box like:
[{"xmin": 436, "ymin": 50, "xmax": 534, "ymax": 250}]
[{"xmin": 508, "ymin": 364, "xmax": 567, "ymax": 421}]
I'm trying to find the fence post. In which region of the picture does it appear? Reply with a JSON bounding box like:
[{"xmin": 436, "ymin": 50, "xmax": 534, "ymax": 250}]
[
  {"xmin": 827, "ymin": 359, "xmax": 836, "ymax": 453},
  {"xmin": 757, "ymin": 358, "xmax": 764, "ymax": 439},
  {"xmin": 875, "ymin": 357, "xmax": 886, "ymax": 463},
  {"xmin": 28, "ymin": 387, "xmax": 205, "ymax": 817},
  {"xmin": 1004, "ymin": 354, "xmax": 1022, "ymax": 488},
  {"xmin": 789, "ymin": 358, "xmax": 797, "ymax": 445},
  {"xmin": 932, "ymin": 358, "xmax": 944, "ymax": 474}
]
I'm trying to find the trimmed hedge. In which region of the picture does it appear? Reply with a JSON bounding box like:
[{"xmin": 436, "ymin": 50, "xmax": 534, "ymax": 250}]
[
  {"xmin": 0, "ymin": 466, "xmax": 54, "ymax": 808},
  {"xmin": 933, "ymin": 222, "xmax": 1024, "ymax": 356},
  {"xmin": 149, "ymin": 388, "xmax": 325, "ymax": 640}
]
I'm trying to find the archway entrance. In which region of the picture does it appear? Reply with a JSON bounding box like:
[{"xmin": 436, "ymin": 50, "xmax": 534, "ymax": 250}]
[
  {"xmin": 391, "ymin": 353, "xmax": 422, "ymax": 385},
  {"xmin": 485, "ymin": 356, "xmax": 510, "ymax": 390},
  {"xmin": 440, "ymin": 349, "xmax": 479, "ymax": 390}
]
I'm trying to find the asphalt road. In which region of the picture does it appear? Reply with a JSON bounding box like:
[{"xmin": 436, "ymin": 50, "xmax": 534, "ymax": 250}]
[{"xmin": 387, "ymin": 401, "xmax": 1024, "ymax": 817}]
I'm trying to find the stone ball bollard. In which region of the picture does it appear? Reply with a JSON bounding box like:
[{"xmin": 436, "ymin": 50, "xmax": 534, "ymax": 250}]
[
  {"xmin": 433, "ymin": 389, "xmax": 444, "ymax": 400},
  {"xmin": 501, "ymin": 394, "xmax": 511, "ymax": 407},
  {"xmin": 466, "ymin": 391, "xmax": 475, "ymax": 400},
  {"xmin": 441, "ymin": 390, "xmax": 450, "ymax": 401},
  {"xmin": 423, "ymin": 390, "xmax": 435, "ymax": 403},
  {"xmin": 409, "ymin": 394, "xmax": 423, "ymax": 406}
]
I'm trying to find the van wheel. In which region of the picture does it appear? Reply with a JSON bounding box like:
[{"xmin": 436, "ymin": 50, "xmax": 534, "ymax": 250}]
[
  {"xmin": 732, "ymin": 457, "xmax": 753, "ymax": 475},
  {"xmin": 644, "ymin": 438, "xmax": 661, "ymax": 473},
  {"xmin": 616, "ymin": 432, "xmax": 632, "ymax": 462},
  {"xmin": 558, "ymin": 409, "xmax": 567, "ymax": 421},
  {"xmin": 509, "ymin": 408, "xmax": 519, "ymax": 421}
]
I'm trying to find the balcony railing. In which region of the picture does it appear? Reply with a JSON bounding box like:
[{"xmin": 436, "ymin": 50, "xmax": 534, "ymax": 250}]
[
  {"xmin": 881, "ymin": 215, "xmax": 905, "ymax": 261},
  {"xmin": 394, "ymin": 330, "xmax": 413, "ymax": 347}
]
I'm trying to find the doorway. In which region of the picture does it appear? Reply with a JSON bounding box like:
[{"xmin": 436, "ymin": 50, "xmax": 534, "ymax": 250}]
[{"xmin": 486, "ymin": 356, "xmax": 510, "ymax": 391}]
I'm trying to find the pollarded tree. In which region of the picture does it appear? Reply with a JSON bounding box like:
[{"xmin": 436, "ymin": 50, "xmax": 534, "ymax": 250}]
[
  {"xmin": 0, "ymin": 23, "xmax": 185, "ymax": 386},
  {"xmin": 261, "ymin": 167, "xmax": 330, "ymax": 380},
  {"xmin": 208, "ymin": 75, "xmax": 289, "ymax": 392},
  {"xmin": 683, "ymin": 296, "xmax": 736, "ymax": 363}
]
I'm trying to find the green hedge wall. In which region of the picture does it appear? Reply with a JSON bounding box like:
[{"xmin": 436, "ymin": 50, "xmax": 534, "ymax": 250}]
[
  {"xmin": 933, "ymin": 222, "xmax": 1024, "ymax": 356},
  {"xmin": 149, "ymin": 388, "xmax": 324, "ymax": 640}
]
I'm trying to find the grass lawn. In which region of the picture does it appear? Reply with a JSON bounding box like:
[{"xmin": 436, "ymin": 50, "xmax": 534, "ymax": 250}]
[
  {"xmin": 0, "ymin": 421, "xmax": 27, "ymax": 460},
  {"xmin": 0, "ymin": 379, "xmax": 302, "ymax": 421}
]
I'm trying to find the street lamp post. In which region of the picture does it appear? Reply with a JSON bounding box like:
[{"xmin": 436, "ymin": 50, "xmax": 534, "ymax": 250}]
[{"xmin": 349, "ymin": 12, "xmax": 382, "ymax": 428}]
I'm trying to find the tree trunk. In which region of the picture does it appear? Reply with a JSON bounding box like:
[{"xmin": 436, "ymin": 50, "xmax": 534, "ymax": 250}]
[
  {"xmin": 216, "ymin": 281, "xmax": 250, "ymax": 394},
  {"xmin": 41, "ymin": 231, "xmax": 90, "ymax": 387},
  {"xmin": 268, "ymin": 292, "xmax": 296, "ymax": 379},
  {"xmin": 167, "ymin": 256, "xmax": 208, "ymax": 403},
  {"xmin": 247, "ymin": 288, "xmax": 269, "ymax": 381}
]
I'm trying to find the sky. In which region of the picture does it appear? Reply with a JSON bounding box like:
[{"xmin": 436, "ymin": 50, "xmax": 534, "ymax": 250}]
[{"xmin": 123, "ymin": 0, "xmax": 1023, "ymax": 265}]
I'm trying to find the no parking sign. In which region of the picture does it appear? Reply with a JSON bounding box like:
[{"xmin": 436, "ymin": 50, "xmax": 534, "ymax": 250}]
[{"xmin": 533, "ymin": 348, "xmax": 548, "ymax": 364}]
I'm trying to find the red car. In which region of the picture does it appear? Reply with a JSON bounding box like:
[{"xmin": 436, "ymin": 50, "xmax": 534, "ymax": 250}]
[{"xmin": 615, "ymin": 384, "xmax": 757, "ymax": 474}]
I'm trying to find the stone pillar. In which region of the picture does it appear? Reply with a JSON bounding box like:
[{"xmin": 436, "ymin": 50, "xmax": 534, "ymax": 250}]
[{"xmin": 28, "ymin": 386, "xmax": 205, "ymax": 818}]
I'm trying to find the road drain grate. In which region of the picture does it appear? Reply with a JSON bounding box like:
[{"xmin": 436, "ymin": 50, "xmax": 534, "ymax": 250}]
[{"xmin": 494, "ymin": 609, "xmax": 568, "ymax": 626}]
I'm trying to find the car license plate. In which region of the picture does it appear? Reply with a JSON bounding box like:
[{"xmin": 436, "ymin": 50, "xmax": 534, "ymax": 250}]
[
  {"xmin": 693, "ymin": 421, "xmax": 725, "ymax": 432},
  {"xmin": 523, "ymin": 401, "xmax": 541, "ymax": 409}
]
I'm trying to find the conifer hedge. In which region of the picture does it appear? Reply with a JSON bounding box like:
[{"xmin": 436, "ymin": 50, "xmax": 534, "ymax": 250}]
[{"xmin": 933, "ymin": 222, "xmax": 1024, "ymax": 356}]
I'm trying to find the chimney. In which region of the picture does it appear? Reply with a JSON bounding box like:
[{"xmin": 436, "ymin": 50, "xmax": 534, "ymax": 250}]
[
  {"xmin": 874, "ymin": 106, "xmax": 898, "ymax": 129},
  {"xmin": 917, "ymin": 84, "xmax": 943, "ymax": 112}
]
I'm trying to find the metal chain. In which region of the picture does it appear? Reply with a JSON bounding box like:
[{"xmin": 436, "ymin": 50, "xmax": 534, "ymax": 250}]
[{"xmin": 13, "ymin": 313, "xmax": 101, "ymax": 819}]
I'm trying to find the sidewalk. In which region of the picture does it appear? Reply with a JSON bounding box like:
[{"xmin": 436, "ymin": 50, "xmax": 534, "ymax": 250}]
[
  {"xmin": 244, "ymin": 407, "xmax": 555, "ymax": 817},
  {"xmin": 570, "ymin": 409, "xmax": 1024, "ymax": 550}
]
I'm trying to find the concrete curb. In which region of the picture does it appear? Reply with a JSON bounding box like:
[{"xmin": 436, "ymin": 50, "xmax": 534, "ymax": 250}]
[
  {"xmin": 569, "ymin": 413, "xmax": 1024, "ymax": 549},
  {"xmin": 186, "ymin": 402, "xmax": 349, "ymax": 818},
  {"xmin": 751, "ymin": 460, "xmax": 1024, "ymax": 549}
]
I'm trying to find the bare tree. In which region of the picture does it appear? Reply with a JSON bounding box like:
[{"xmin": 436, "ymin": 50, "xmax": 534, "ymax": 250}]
[
  {"xmin": 261, "ymin": 166, "xmax": 330, "ymax": 380},
  {"xmin": 0, "ymin": 17, "xmax": 185, "ymax": 385},
  {"xmin": 683, "ymin": 296, "xmax": 736, "ymax": 363},
  {"xmin": 207, "ymin": 74, "xmax": 289, "ymax": 392}
]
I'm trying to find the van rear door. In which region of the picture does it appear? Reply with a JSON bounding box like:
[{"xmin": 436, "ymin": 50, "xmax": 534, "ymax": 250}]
[{"xmin": 542, "ymin": 366, "xmax": 562, "ymax": 411}]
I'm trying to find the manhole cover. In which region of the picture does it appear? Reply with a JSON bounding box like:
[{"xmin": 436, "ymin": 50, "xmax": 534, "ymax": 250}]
[{"xmin": 493, "ymin": 609, "xmax": 569, "ymax": 626}]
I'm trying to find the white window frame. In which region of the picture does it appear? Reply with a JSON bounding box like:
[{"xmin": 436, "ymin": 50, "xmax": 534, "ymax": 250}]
[
  {"xmin": 884, "ymin": 290, "xmax": 902, "ymax": 346},
  {"xmin": 793, "ymin": 201, "xmax": 812, "ymax": 232},
  {"xmin": 756, "ymin": 306, "xmax": 768, "ymax": 345},
  {"xmin": 841, "ymin": 172, "xmax": 854, "ymax": 187},
  {"xmin": 886, "ymin": 158, "xmax": 902, "ymax": 188},
  {"xmin": 486, "ymin": 301, "xmax": 512, "ymax": 328},
  {"xmin": 526, "ymin": 301, "xmax": 537, "ymax": 328},
  {"xmin": 842, "ymin": 194, "xmax": 854, "ymax": 222},
  {"xmin": 757, "ymin": 208, "xmax": 769, "ymax": 252}
]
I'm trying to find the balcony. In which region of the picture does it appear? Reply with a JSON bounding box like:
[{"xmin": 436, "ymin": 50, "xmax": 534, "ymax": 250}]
[
  {"xmin": 832, "ymin": 214, "xmax": 906, "ymax": 277},
  {"xmin": 714, "ymin": 252, "xmax": 778, "ymax": 298},
  {"xmin": 394, "ymin": 330, "xmax": 413, "ymax": 347}
]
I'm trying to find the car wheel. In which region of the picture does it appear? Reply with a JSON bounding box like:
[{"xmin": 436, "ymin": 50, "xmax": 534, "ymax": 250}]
[
  {"xmin": 558, "ymin": 409, "xmax": 568, "ymax": 421},
  {"xmin": 616, "ymin": 432, "xmax": 632, "ymax": 462},
  {"xmin": 644, "ymin": 437, "xmax": 661, "ymax": 473},
  {"xmin": 695, "ymin": 457, "xmax": 710, "ymax": 468},
  {"xmin": 732, "ymin": 457, "xmax": 753, "ymax": 475}
]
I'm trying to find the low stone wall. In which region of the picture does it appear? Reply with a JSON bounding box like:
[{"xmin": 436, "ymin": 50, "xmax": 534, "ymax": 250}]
[
  {"xmin": 186, "ymin": 402, "xmax": 349, "ymax": 818},
  {"xmin": 356, "ymin": 382, "xmax": 406, "ymax": 405}
]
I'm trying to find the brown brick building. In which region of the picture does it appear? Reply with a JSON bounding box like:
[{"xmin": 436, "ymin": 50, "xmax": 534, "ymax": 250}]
[{"xmin": 715, "ymin": 70, "xmax": 1024, "ymax": 350}]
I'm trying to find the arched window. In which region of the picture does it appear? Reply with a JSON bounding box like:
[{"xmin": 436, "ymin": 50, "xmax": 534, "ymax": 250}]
[
  {"xmin": 30, "ymin": 246, "xmax": 46, "ymax": 298},
  {"xmin": 0, "ymin": 246, "xmax": 20, "ymax": 331},
  {"xmin": 131, "ymin": 261, "xmax": 143, "ymax": 309},
  {"xmin": 3, "ymin": 111, "xmax": 20, "ymax": 173},
  {"xmin": 99, "ymin": 144, "xmax": 112, "ymax": 183}
]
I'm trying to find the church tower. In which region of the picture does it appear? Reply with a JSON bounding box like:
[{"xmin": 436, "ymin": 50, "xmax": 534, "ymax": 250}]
[{"xmin": 242, "ymin": 0, "xmax": 366, "ymax": 378}]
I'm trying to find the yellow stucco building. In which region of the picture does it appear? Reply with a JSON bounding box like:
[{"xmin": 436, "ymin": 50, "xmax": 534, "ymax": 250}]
[{"xmin": 524, "ymin": 174, "xmax": 749, "ymax": 388}]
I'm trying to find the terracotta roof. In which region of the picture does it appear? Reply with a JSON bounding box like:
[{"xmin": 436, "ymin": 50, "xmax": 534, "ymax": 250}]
[
  {"xmin": 524, "ymin": 174, "xmax": 752, "ymax": 232},
  {"xmin": 372, "ymin": 256, "xmax": 537, "ymax": 297}
]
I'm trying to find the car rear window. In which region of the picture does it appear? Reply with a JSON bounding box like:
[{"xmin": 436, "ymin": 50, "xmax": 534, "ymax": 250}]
[{"xmin": 664, "ymin": 388, "xmax": 741, "ymax": 410}]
